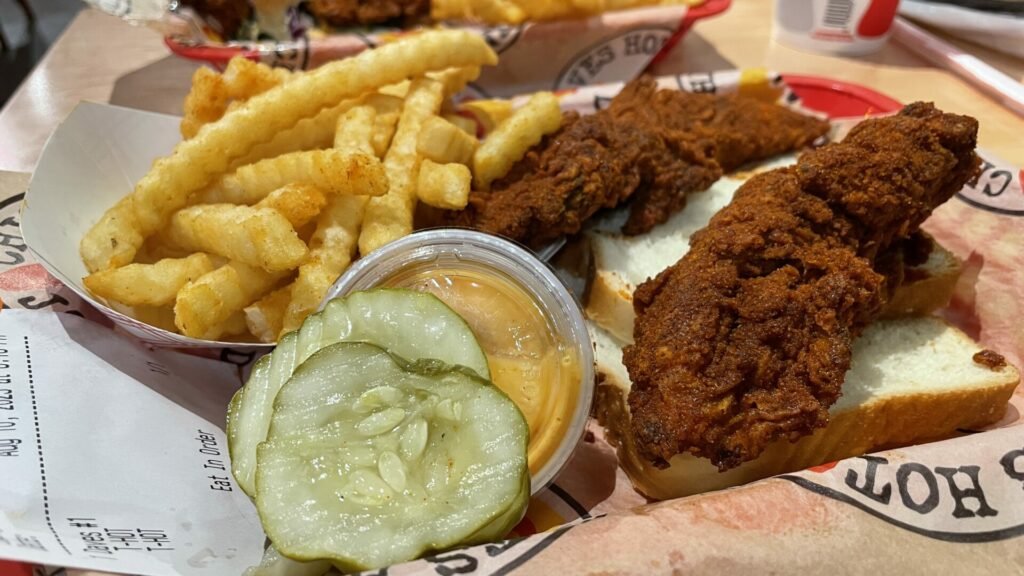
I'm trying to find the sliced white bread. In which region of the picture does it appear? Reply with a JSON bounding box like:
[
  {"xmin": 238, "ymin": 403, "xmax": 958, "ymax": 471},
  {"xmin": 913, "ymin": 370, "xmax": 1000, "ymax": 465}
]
[
  {"xmin": 593, "ymin": 317, "xmax": 1020, "ymax": 501},
  {"xmin": 585, "ymin": 160, "xmax": 962, "ymax": 344}
]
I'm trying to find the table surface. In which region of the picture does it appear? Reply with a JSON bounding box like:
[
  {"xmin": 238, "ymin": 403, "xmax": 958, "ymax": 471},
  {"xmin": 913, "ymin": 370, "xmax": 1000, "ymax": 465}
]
[{"xmin": 2, "ymin": 1, "xmax": 1023, "ymax": 173}]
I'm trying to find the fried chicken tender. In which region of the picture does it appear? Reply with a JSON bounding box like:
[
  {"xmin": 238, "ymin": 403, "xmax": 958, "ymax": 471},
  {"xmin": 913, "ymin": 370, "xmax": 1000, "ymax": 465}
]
[
  {"xmin": 623, "ymin": 103, "xmax": 979, "ymax": 471},
  {"xmin": 179, "ymin": 0, "xmax": 251, "ymax": 38},
  {"xmin": 453, "ymin": 76, "xmax": 829, "ymax": 246},
  {"xmin": 454, "ymin": 110, "xmax": 719, "ymax": 248},
  {"xmin": 610, "ymin": 78, "xmax": 830, "ymax": 234},
  {"xmin": 307, "ymin": 0, "xmax": 429, "ymax": 26}
]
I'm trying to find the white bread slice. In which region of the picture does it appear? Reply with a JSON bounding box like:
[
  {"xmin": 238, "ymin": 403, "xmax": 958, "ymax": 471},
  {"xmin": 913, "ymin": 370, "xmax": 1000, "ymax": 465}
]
[
  {"xmin": 593, "ymin": 318, "xmax": 1020, "ymax": 501},
  {"xmin": 585, "ymin": 167, "xmax": 962, "ymax": 344}
]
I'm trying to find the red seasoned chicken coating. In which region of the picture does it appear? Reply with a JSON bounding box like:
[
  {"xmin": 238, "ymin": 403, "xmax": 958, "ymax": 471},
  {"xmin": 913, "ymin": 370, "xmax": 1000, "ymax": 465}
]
[
  {"xmin": 453, "ymin": 76, "xmax": 829, "ymax": 245},
  {"xmin": 307, "ymin": 0, "xmax": 429, "ymax": 26},
  {"xmin": 623, "ymin": 102, "xmax": 979, "ymax": 470}
]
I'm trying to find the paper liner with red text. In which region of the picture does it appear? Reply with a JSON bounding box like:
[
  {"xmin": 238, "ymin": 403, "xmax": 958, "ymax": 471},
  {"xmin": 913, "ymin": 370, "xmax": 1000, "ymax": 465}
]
[{"xmin": 1, "ymin": 71, "xmax": 1020, "ymax": 575}]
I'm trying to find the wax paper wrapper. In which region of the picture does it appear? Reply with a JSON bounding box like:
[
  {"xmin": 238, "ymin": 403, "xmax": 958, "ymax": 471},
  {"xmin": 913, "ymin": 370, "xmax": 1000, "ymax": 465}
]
[
  {"xmin": 1, "ymin": 70, "xmax": 1022, "ymax": 575},
  {"xmin": 83, "ymin": 0, "xmax": 729, "ymax": 98}
]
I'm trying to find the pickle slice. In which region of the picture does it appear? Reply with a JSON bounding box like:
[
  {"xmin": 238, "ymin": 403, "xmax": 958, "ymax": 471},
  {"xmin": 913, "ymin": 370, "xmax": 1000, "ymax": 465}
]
[
  {"xmin": 243, "ymin": 546, "xmax": 330, "ymax": 576},
  {"xmin": 256, "ymin": 342, "xmax": 529, "ymax": 571},
  {"xmin": 229, "ymin": 289, "xmax": 492, "ymax": 496}
]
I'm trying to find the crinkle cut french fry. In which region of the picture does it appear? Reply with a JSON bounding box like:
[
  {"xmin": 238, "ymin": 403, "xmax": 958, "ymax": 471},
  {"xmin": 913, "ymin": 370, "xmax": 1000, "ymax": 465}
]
[
  {"xmin": 166, "ymin": 205, "xmax": 308, "ymax": 272},
  {"xmin": 255, "ymin": 184, "xmax": 328, "ymax": 228},
  {"xmin": 473, "ymin": 91, "xmax": 563, "ymax": 190},
  {"xmin": 457, "ymin": 99, "xmax": 513, "ymax": 135},
  {"xmin": 244, "ymin": 285, "xmax": 292, "ymax": 342},
  {"xmin": 204, "ymin": 149, "xmax": 387, "ymax": 205},
  {"xmin": 221, "ymin": 311, "xmax": 251, "ymax": 338},
  {"xmin": 180, "ymin": 67, "xmax": 230, "ymax": 140},
  {"xmin": 379, "ymin": 80, "xmax": 410, "ymax": 99},
  {"xmin": 379, "ymin": 66, "xmax": 479, "ymax": 100},
  {"xmin": 228, "ymin": 100, "xmax": 355, "ymax": 171},
  {"xmin": 134, "ymin": 238, "xmax": 187, "ymax": 264},
  {"xmin": 81, "ymin": 30, "xmax": 497, "ymax": 273},
  {"xmin": 79, "ymin": 196, "xmax": 146, "ymax": 274},
  {"xmin": 443, "ymin": 113, "xmax": 479, "ymax": 137},
  {"xmin": 280, "ymin": 196, "xmax": 364, "ymax": 335},
  {"xmin": 359, "ymin": 78, "xmax": 446, "ymax": 255},
  {"xmin": 281, "ymin": 262, "xmax": 340, "ymax": 336},
  {"xmin": 334, "ymin": 105, "xmax": 377, "ymax": 155},
  {"xmin": 83, "ymin": 252, "xmax": 216, "ymax": 307},
  {"xmin": 222, "ymin": 57, "xmax": 290, "ymax": 101},
  {"xmin": 417, "ymin": 160, "xmax": 472, "ymax": 209},
  {"xmin": 432, "ymin": 66, "xmax": 481, "ymax": 97},
  {"xmin": 417, "ymin": 116, "xmax": 478, "ymax": 166},
  {"xmin": 365, "ymin": 93, "xmax": 404, "ymax": 158},
  {"xmin": 280, "ymin": 104, "xmax": 377, "ymax": 334},
  {"xmin": 107, "ymin": 302, "xmax": 179, "ymax": 333},
  {"xmin": 432, "ymin": 0, "xmax": 527, "ymax": 24},
  {"xmin": 174, "ymin": 261, "xmax": 287, "ymax": 340}
]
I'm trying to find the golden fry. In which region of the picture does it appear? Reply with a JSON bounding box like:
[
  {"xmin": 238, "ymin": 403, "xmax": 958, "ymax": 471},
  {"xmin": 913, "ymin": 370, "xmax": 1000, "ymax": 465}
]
[
  {"xmin": 379, "ymin": 66, "xmax": 479, "ymax": 100},
  {"xmin": 281, "ymin": 102, "xmax": 378, "ymax": 334},
  {"xmin": 204, "ymin": 149, "xmax": 387, "ymax": 205},
  {"xmin": 417, "ymin": 160, "xmax": 472, "ymax": 209},
  {"xmin": 366, "ymin": 93, "xmax": 404, "ymax": 158},
  {"xmin": 432, "ymin": 0, "xmax": 527, "ymax": 24},
  {"xmin": 255, "ymin": 184, "xmax": 328, "ymax": 228},
  {"xmin": 221, "ymin": 311, "xmax": 251, "ymax": 338},
  {"xmin": 83, "ymin": 253, "xmax": 216, "ymax": 307},
  {"xmin": 80, "ymin": 197, "xmax": 145, "ymax": 274},
  {"xmin": 432, "ymin": 66, "xmax": 481, "ymax": 96},
  {"xmin": 174, "ymin": 261, "xmax": 287, "ymax": 340},
  {"xmin": 81, "ymin": 30, "xmax": 497, "ymax": 273},
  {"xmin": 166, "ymin": 204, "xmax": 308, "ymax": 272},
  {"xmin": 473, "ymin": 91, "xmax": 562, "ymax": 190},
  {"xmin": 417, "ymin": 116, "xmax": 478, "ymax": 166},
  {"xmin": 222, "ymin": 57, "xmax": 290, "ymax": 101},
  {"xmin": 359, "ymin": 78, "xmax": 446, "ymax": 255},
  {"xmin": 134, "ymin": 236, "xmax": 191, "ymax": 264},
  {"xmin": 244, "ymin": 285, "xmax": 292, "ymax": 342},
  {"xmin": 334, "ymin": 105, "xmax": 377, "ymax": 154},
  {"xmin": 281, "ymin": 197, "xmax": 364, "ymax": 335},
  {"xmin": 438, "ymin": 0, "xmax": 703, "ymax": 23},
  {"xmin": 180, "ymin": 67, "xmax": 230, "ymax": 140},
  {"xmin": 228, "ymin": 100, "xmax": 356, "ymax": 170},
  {"xmin": 107, "ymin": 302, "xmax": 179, "ymax": 333},
  {"xmin": 443, "ymin": 113, "xmax": 479, "ymax": 136},
  {"xmin": 458, "ymin": 99, "xmax": 513, "ymax": 135}
]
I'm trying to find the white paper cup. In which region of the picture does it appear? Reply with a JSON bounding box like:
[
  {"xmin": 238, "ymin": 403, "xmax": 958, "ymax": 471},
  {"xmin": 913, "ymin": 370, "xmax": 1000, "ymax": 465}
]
[{"xmin": 774, "ymin": 0, "xmax": 901, "ymax": 56}]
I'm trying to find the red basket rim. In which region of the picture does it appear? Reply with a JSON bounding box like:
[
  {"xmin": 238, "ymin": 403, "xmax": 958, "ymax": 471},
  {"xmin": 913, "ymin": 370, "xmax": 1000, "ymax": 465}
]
[{"xmin": 783, "ymin": 73, "xmax": 904, "ymax": 116}]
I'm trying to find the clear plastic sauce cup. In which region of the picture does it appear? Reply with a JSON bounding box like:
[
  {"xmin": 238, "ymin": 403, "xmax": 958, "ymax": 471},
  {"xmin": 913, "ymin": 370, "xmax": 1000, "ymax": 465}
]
[{"xmin": 323, "ymin": 229, "xmax": 595, "ymax": 495}]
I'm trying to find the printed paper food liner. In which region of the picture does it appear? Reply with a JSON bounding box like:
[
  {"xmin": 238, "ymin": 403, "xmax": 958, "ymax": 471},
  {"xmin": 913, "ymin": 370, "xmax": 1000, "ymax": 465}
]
[{"xmin": 2, "ymin": 71, "xmax": 1023, "ymax": 575}]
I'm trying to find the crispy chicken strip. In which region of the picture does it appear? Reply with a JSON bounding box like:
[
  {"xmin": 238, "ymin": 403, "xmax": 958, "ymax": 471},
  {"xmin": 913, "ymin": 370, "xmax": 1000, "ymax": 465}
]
[
  {"xmin": 623, "ymin": 103, "xmax": 979, "ymax": 470},
  {"xmin": 611, "ymin": 78, "xmax": 831, "ymax": 234},
  {"xmin": 453, "ymin": 76, "xmax": 828, "ymax": 246},
  {"xmin": 453, "ymin": 110, "xmax": 719, "ymax": 248},
  {"xmin": 307, "ymin": 0, "xmax": 429, "ymax": 26}
]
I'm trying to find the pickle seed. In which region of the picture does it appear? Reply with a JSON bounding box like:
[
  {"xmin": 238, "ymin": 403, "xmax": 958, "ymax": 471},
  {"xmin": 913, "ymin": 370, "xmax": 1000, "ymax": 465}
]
[
  {"xmin": 353, "ymin": 386, "xmax": 404, "ymax": 414},
  {"xmin": 436, "ymin": 399, "xmax": 459, "ymax": 421},
  {"xmin": 345, "ymin": 469, "xmax": 393, "ymax": 506},
  {"xmin": 378, "ymin": 451, "xmax": 407, "ymax": 493},
  {"xmin": 357, "ymin": 408, "xmax": 407, "ymax": 436},
  {"xmin": 399, "ymin": 418, "xmax": 429, "ymax": 461}
]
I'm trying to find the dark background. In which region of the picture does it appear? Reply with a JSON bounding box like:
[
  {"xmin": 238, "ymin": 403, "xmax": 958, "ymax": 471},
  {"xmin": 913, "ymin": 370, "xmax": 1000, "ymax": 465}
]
[{"xmin": 0, "ymin": 0, "xmax": 83, "ymax": 107}]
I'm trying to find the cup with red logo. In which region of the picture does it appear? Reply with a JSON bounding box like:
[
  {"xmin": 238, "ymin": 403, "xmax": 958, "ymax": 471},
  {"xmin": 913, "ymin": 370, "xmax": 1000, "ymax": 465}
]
[{"xmin": 773, "ymin": 0, "xmax": 901, "ymax": 56}]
